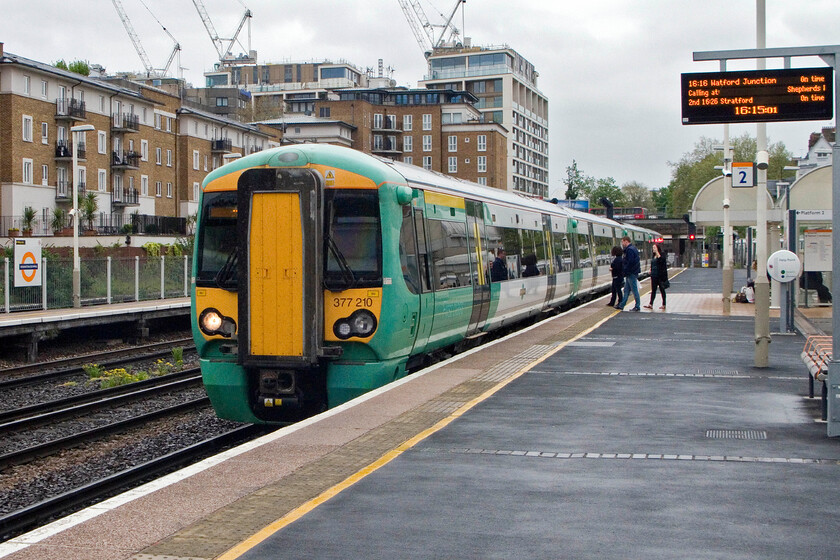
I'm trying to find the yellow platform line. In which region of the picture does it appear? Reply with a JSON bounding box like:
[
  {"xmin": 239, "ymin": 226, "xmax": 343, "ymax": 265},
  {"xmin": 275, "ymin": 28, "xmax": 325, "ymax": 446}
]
[{"xmin": 218, "ymin": 312, "xmax": 617, "ymax": 560}]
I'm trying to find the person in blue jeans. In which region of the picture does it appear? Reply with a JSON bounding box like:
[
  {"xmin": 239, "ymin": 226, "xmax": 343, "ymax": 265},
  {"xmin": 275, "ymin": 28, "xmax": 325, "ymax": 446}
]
[{"xmin": 616, "ymin": 235, "xmax": 641, "ymax": 311}]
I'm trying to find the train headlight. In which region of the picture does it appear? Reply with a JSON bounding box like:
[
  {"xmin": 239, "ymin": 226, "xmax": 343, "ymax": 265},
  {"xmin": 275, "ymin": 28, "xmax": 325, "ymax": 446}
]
[
  {"xmin": 333, "ymin": 310, "xmax": 377, "ymax": 340},
  {"xmin": 199, "ymin": 308, "xmax": 236, "ymax": 337},
  {"xmin": 350, "ymin": 310, "xmax": 377, "ymax": 337}
]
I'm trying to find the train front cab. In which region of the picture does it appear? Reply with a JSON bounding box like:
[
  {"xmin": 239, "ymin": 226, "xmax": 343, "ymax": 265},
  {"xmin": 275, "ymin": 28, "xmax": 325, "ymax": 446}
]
[{"xmin": 194, "ymin": 149, "xmax": 416, "ymax": 423}]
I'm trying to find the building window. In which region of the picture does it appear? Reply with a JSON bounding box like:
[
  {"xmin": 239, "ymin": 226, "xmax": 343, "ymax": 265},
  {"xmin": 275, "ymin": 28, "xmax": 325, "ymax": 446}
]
[
  {"xmin": 319, "ymin": 107, "xmax": 330, "ymax": 118},
  {"xmin": 193, "ymin": 150, "xmax": 200, "ymax": 170},
  {"xmin": 141, "ymin": 175, "xmax": 149, "ymax": 196},
  {"xmin": 155, "ymin": 181, "xmax": 162, "ymax": 197},
  {"xmin": 423, "ymin": 135, "xmax": 432, "ymax": 152},
  {"xmin": 41, "ymin": 122, "xmax": 49, "ymax": 144},
  {"xmin": 422, "ymin": 156, "xmax": 432, "ymax": 170},
  {"xmin": 478, "ymin": 135, "xmax": 487, "ymax": 151},
  {"xmin": 448, "ymin": 157, "xmax": 457, "ymax": 173},
  {"xmin": 448, "ymin": 135, "xmax": 457, "ymax": 152},
  {"xmin": 41, "ymin": 80, "xmax": 48, "ymax": 98},
  {"xmin": 403, "ymin": 114, "xmax": 413, "ymax": 131},
  {"xmin": 155, "ymin": 114, "xmax": 161, "ymax": 129},
  {"xmin": 204, "ymin": 155, "xmax": 208, "ymax": 171},
  {"xmin": 386, "ymin": 115, "xmax": 396, "ymax": 129},
  {"xmin": 23, "ymin": 75, "xmax": 30, "ymax": 95},
  {"xmin": 22, "ymin": 115, "xmax": 33, "ymax": 142},
  {"xmin": 99, "ymin": 95, "xmax": 105, "ymax": 112},
  {"xmin": 98, "ymin": 131, "xmax": 107, "ymax": 154},
  {"xmin": 22, "ymin": 159, "xmax": 33, "ymax": 184},
  {"xmin": 422, "ymin": 113, "xmax": 432, "ymax": 130},
  {"xmin": 404, "ymin": 156, "xmax": 413, "ymax": 165},
  {"xmin": 156, "ymin": 147, "xmax": 162, "ymax": 165},
  {"xmin": 193, "ymin": 182, "xmax": 200, "ymax": 201},
  {"xmin": 98, "ymin": 169, "xmax": 106, "ymax": 191},
  {"xmin": 141, "ymin": 140, "xmax": 148, "ymax": 161},
  {"xmin": 373, "ymin": 135, "xmax": 383, "ymax": 150},
  {"xmin": 166, "ymin": 149, "xmax": 172, "ymax": 166},
  {"xmin": 373, "ymin": 113, "xmax": 383, "ymax": 129},
  {"xmin": 216, "ymin": 97, "xmax": 229, "ymax": 107},
  {"xmin": 41, "ymin": 164, "xmax": 49, "ymax": 186},
  {"xmin": 166, "ymin": 117, "xmax": 172, "ymax": 132},
  {"xmin": 167, "ymin": 182, "xmax": 172, "ymax": 198},
  {"xmin": 403, "ymin": 136, "xmax": 413, "ymax": 152},
  {"xmin": 477, "ymin": 177, "xmax": 487, "ymax": 186},
  {"xmin": 477, "ymin": 156, "xmax": 487, "ymax": 173}
]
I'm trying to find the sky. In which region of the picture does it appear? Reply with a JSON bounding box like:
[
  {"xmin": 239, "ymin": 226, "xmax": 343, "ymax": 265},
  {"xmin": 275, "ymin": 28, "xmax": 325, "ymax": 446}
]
[{"xmin": 1, "ymin": 0, "xmax": 838, "ymax": 198}]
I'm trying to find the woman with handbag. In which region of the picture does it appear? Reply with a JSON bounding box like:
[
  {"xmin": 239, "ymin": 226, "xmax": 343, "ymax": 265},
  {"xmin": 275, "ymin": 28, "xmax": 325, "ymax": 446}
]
[{"xmin": 644, "ymin": 244, "xmax": 668, "ymax": 310}]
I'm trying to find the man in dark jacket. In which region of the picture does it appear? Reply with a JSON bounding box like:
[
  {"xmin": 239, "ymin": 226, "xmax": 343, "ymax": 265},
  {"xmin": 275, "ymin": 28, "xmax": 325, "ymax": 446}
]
[{"xmin": 616, "ymin": 236, "xmax": 641, "ymax": 311}]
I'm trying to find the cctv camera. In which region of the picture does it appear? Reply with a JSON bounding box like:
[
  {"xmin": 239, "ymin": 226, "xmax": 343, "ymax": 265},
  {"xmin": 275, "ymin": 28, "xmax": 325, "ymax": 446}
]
[
  {"xmin": 723, "ymin": 170, "xmax": 732, "ymax": 177},
  {"xmin": 722, "ymin": 198, "xmax": 730, "ymax": 209},
  {"xmin": 756, "ymin": 150, "xmax": 769, "ymax": 170}
]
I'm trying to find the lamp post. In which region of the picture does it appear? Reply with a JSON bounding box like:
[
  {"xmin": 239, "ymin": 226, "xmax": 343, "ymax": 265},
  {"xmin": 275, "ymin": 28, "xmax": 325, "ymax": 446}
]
[{"xmin": 70, "ymin": 124, "xmax": 95, "ymax": 308}]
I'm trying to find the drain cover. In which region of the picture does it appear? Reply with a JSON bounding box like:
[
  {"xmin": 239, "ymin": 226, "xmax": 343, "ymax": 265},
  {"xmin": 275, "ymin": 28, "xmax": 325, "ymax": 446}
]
[{"xmin": 705, "ymin": 429, "xmax": 767, "ymax": 440}]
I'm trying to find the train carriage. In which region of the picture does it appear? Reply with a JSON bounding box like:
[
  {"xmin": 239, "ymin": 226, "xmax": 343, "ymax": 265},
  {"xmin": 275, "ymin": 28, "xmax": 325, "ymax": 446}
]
[{"xmin": 192, "ymin": 144, "xmax": 658, "ymax": 423}]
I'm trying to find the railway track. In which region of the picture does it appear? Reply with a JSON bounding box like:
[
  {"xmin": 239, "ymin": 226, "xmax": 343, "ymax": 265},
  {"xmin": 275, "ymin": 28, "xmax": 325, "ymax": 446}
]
[
  {"xmin": 0, "ymin": 423, "xmax": 269, "ymax": 542},
  {"xmin": 0, "ymin": 337, "xmax": 195, "ymax": 388}
]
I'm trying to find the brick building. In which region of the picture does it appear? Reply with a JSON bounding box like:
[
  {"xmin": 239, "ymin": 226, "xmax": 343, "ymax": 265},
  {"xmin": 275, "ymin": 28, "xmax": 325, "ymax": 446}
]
[{"xmin": 0, "ymin": 44, "xmax": 277, "ymax": 235}]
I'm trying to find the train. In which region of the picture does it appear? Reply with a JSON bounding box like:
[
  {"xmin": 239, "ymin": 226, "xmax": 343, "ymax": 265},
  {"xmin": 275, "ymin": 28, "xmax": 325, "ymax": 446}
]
[{"xmin": 191, "ymin": 144, "xmax": 659, "ymax": 423}]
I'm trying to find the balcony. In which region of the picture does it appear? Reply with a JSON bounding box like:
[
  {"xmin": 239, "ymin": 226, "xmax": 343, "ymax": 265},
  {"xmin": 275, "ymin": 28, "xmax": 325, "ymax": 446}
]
[
  {"xmin": 112, "ymin": 113, "xmax": 140, "ymax": 133},
  {"xmin": 211, "ymin": 138, "xmax": 232, "ymax": 153},
  {"xmin": 112, "ymin": 151, "xmax": 140, "ymax": 170},
  {"xmin": 55, "ymin": 98, "xmax": 86, "ymax": 121},
  {"xmin": 55, "ymin": 140, "xmax": 86, "ymax": 161},
  {"xmin": 372, "ymin": 138, "xmax": 402, "ymax": 155},
  {"xmin": 112, "ymin": 187, "xmax": 140, "ymax": 207},
  {"xmin": 56, "ymin": 181, "xmax": 84, "ymax": 201},
  {"xmin": 247, "ymin": 145, "xmax": 263, "ymax": 154}
]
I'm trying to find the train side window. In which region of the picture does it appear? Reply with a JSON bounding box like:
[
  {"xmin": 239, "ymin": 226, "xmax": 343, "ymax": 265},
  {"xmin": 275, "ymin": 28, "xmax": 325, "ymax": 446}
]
[
  {"xmin": 594, "ymin": 235, "xmax": 612, "ymax": 267},
  {"xmin": 520, "ymin": 229, "xmax": 541, "ymax": 277},
  {"xmin": 427, "ymin": 218, "xmax": 471, "ymax": 289},
  {"xmin": 552, "ymin": 230, "xmax": 573, "ymax": 272},
  {"xmin": 399, "ymin": 206, "xmax": 422, "ymax": 294},
  {"xmin": 577, "ymin": 230, "xmax": 592, "ymax": 269},
  {"xmin": 413, "ymin": 210, "xmax": 432, "ymax": 292}
]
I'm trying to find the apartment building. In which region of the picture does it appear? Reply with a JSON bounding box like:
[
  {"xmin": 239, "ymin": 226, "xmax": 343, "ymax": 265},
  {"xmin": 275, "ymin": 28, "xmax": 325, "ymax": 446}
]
[
  {"xmin": 420, "ymin": 44, "xmax": 549, "ymax": 198},
  {"xmin": 0, "ymin": 44, "xmax": 276, "ymax": 235},
  {"xmin": 269, "ymin": 88, "xmax": 508, "ymax": 189}
]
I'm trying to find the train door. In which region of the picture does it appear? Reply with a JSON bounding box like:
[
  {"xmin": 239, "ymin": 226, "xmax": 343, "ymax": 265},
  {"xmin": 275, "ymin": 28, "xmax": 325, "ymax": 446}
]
[
  {"xmin": 237, "ymin": 169, "xmax": 322, "ymax": 365},
  {"xmin": 465, "ymin": 200, "xmax": 491, "ymax": 336},
  {"xmin": 399, "ymin": 203, "xmax": 434, "ymax": 356},
  {"xmin": 542, "ymin": 215, "xmax": 557, "ymax": 307}
]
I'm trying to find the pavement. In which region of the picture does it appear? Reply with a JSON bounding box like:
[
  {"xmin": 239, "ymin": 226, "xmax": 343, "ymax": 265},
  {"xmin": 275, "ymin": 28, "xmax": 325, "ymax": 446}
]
[{"xmin": 3, "ymin": 268, "xmax": 838, "ymax": 560}]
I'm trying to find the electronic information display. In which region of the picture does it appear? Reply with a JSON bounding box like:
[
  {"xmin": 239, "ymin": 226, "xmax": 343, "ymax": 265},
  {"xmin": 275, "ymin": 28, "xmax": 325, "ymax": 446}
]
[{"xmin": 681, "ymin": 67, "xmax": 833, "ymax": 125}]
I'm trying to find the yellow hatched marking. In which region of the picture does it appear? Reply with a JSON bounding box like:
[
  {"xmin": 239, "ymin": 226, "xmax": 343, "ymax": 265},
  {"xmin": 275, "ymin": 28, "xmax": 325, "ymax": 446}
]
[
  {"xmin": 217, "ymin": 313, "xmax": 615, "ymax": 560},
  {"xmin": 249, "ymin": 192, "xmax": 304, "ymax": 356}
]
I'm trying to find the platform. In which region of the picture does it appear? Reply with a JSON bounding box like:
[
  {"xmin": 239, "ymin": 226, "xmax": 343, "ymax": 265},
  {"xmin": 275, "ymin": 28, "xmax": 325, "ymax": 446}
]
[{"xmin": 2, "ymin": 268, "xmax": 838, "ymax": 559}]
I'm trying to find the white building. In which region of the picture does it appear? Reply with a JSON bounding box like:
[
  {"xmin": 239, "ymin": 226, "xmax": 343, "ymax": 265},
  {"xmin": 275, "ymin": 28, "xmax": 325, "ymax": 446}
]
[
  {"xmin": 793, "ymin": 127, "xmax": 835, "ymax": 179},
  {"xmin": 419, "ymin": 44, "xmax": 549, "ymax": 198}
]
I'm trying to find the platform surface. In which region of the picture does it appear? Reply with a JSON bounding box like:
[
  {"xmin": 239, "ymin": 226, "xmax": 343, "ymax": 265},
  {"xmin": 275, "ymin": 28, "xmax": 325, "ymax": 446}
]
[{"xmin": 2, "ymin": 268, "xmax": 838, "ymax": 560}]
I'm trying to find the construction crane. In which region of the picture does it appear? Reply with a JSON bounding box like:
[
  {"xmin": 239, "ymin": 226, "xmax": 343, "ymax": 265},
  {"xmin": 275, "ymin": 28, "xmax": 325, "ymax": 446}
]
[
  {"xmin": 397, "ymin": 0, "xmax": 465, "ymax": 55},
  {"xmin": 111, "ymin": 0, "xmax": 181, "ymax": 78},
  {"xmin": 191, "ymin": 0, "xmax": 254, "ymax": 67}
]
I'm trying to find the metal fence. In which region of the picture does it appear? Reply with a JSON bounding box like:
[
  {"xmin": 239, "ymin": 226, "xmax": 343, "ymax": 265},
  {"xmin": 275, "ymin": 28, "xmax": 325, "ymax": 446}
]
[{"xmin": 2, "ymin": 256, "xmax": 190, "ymax": 313}]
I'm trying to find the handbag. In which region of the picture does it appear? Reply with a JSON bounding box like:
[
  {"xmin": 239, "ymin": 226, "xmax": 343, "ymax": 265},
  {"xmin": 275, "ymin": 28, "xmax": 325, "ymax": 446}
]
[{"xmin": 663, "ymin": 279, "xmax": 670, "ymax": 289}]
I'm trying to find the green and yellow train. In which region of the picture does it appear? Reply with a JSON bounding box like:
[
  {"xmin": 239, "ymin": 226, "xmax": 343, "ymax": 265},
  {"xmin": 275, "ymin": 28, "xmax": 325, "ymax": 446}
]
[{"xmin": 192, "ymin": 144, "xmax": 658, "ymax": 423}]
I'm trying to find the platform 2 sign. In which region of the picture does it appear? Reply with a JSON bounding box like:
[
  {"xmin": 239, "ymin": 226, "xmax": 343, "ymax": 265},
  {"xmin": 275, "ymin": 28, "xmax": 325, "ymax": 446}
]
[
  {"xmin": 14, "ymin": 238, "xmax": 41, "ymax": 287},
  {"xmin": 681, "ymin": 67, "xmax": 833, "ymax": 125}
]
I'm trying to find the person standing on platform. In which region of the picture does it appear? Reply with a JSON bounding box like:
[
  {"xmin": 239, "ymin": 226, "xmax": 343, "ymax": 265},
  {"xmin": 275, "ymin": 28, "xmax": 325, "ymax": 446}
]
[
  {"xmin": 644, "ymin": 243, "xmax": 668, "ymax": 310},
  {"xmin": 616, "ymin": 236, "xmax": 641, "ymax": 312},
  {"xmin": 607, "ymin": 245, "xmax": 624, "ymax": 307}
]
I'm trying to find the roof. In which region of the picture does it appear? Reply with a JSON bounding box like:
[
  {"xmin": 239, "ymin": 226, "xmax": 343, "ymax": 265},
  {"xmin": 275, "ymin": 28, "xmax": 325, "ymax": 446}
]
[{"xmin": 176, "ymin": 105, "xmax": 273, "ymax": 137}]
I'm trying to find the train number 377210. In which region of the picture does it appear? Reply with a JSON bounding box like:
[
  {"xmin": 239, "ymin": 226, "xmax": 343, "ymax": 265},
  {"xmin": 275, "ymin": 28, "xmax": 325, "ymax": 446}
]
[{"xmin": 332, "ymin": 297, "xmax": 375, "ymax": 308}]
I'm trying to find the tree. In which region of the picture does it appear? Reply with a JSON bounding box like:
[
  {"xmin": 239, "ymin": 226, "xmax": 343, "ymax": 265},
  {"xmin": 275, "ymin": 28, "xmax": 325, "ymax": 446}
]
[
  {"xmin": 621, "ymin": 181, "xmax": 654, "ymax": 210},
  {"xmin": 54, "ymin": 59, "xmax": 91, "ymax": 76},
  {"xmin": 650, "ymin": 186, "xmax": 673, "ymax": 217},
  {"xmin": 589, "ymin": 177, "xmax": 626, "ymax": 207},
  {"xmin": 563, "ymin": 160, "xmax": 585, "ymax": 200}
]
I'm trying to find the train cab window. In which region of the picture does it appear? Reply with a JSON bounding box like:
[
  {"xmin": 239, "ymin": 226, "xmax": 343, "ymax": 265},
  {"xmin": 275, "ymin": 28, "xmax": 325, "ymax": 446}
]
[
  {"xmin": 196, "ymin": 191, "xmax": 239, "ymax": 289},
  {"xmin": 324, "ymin": 190, "xmax": 382, "ymax": 290}
]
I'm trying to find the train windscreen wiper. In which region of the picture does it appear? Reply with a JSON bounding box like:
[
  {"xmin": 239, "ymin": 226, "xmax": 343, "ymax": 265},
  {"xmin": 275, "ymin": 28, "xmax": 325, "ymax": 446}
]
[
  {"xmin": 214, "ymin": 246, "xmax": 239, "ymax": 291},
  {"xmin": 324, "ymin": 234, "xmax": 356, "ymax": 291}
]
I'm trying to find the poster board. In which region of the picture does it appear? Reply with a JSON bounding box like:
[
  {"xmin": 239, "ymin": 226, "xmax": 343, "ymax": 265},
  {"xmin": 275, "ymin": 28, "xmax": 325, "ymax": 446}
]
[{"xmin": 803, "ymin": 229, "xmax": 832, "ymax": 272}]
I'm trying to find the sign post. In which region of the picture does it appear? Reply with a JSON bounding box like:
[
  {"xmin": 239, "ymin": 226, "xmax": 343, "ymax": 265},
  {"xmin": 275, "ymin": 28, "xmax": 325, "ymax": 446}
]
[{"xmin": 14, "ymin": 238, "xmax": 42, "ymax": 288}]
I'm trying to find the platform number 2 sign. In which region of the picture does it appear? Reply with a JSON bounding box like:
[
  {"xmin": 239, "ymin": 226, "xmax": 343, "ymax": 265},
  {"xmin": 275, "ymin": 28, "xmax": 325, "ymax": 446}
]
[{"xmin": 732, "ymin": 162, "xmax": 755, "ymax": 188}]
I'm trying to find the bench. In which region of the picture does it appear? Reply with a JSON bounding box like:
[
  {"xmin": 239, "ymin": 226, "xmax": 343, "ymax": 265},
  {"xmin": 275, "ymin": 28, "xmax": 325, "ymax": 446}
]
[{"xmin": 801, "ymin": 335, "xmax": 832, "ymax": 421}]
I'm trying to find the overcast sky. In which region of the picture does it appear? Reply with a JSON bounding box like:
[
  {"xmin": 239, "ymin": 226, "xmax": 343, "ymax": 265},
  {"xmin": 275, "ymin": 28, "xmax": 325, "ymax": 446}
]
[{"xmin": 2, "ymin": 0, "xmax": 837, "ymax": 197}]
